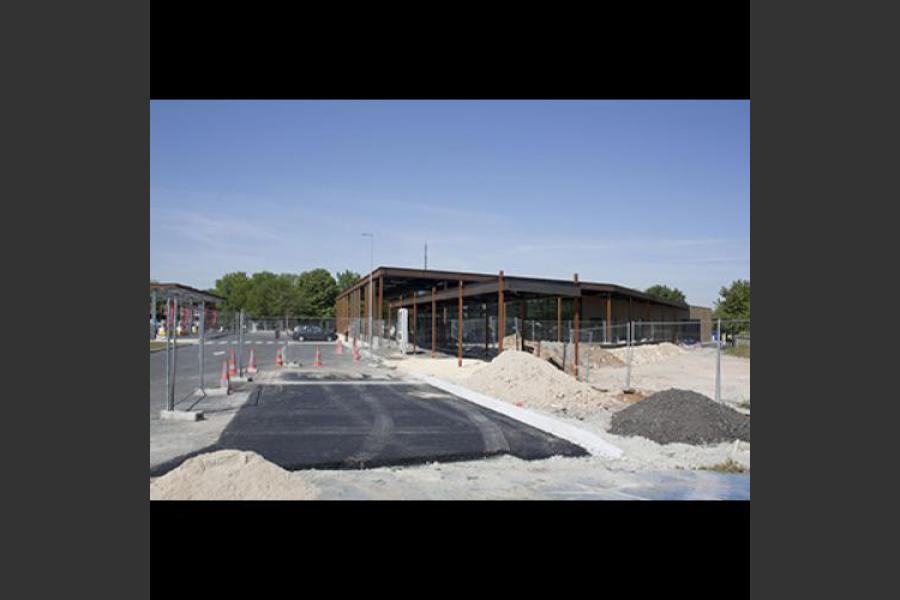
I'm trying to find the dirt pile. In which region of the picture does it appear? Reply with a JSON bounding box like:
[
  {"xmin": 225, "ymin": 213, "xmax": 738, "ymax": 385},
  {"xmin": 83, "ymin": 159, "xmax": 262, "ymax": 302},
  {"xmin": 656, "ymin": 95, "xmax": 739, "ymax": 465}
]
[
  {"xmin": 537, "ymin": 342, "xmax": 624, "ymax": 373},
  {"xmin": 149, "ymin": 450, "xmax": 320, "ymax": 500},
  {"xmin": 609, "ymin": 342, "xmax": 684, "ymax": 366},
  {"xmin": 462, "ymin": 350, "xmax": 617, "ymax": 418},
  {"xmin": 609, "ymin": 389, "xmax": 750, "ymax": 445}
]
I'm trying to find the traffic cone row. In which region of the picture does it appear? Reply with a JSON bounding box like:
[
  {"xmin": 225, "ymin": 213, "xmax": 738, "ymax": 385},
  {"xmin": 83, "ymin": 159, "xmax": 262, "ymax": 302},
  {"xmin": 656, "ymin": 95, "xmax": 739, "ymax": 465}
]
[
  {"xmin": 313, "ymin": 346, "xmax": 323, "ymax": 367},
  {"xmin": 246, "ymin": 349, "xmax": 258, "ymax": 375}
]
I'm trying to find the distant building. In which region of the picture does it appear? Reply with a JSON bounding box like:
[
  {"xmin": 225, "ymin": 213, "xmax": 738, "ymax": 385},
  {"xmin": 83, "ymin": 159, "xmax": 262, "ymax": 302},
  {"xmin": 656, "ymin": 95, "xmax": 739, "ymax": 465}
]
[
  {"xmin": 689, "ymin": 305, "xmax": 713, "ymax": 342},
  {"xmin": 336, "ymin": 266, "xmax": 694, "ymax": 348}
]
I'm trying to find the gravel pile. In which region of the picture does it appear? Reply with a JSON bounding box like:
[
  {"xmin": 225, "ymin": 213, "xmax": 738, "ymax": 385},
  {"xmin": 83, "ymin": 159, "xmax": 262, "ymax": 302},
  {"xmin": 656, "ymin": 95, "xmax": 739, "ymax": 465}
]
[{"xmin": 609, "ymin": 389, "xmax": 750, "ymax": 445}]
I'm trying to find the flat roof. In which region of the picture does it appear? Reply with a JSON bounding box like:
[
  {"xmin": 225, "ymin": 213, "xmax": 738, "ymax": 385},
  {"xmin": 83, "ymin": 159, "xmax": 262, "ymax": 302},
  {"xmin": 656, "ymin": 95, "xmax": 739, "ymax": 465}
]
[
  {"xmin": 150, "ymin": 283, "xmax": 224, "ymax": 304},
  {"xmin": 337, "ymin": 266, "xmax": 689, "ymax": 309}
]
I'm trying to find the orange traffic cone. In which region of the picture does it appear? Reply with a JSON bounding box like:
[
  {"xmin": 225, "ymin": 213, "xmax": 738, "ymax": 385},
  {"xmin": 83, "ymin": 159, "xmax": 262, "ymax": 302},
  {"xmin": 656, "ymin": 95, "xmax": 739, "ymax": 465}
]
[
  {"xmin": 220, "ymin": 360, "xmax": 231, "ymax": 393},
  {"xmin": 228, "ymin": 350, "xmax": 237, "ymax": 377},
  {"xmin": 335, "ymin": 339, "xmax": 343, "ymax": 354},
  {"xmin": 275, "ymin": 346, "xmax": 284, "ymax": 367},
  {"xmin": 246, "ymin": 349, "xmax": 258, "ymax": 375},
  {"xmin": 313, "ymin": 346, "xmax": 323, "ymax": 367}
]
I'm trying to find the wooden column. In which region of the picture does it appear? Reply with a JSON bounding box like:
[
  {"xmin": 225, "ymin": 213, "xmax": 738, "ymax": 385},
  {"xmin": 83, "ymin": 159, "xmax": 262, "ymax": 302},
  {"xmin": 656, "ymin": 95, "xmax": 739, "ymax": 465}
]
[
  {"xmin": 431, "ymin": 286, "xmax": 436, "ymax": 358},
  {"xmin": 605, "ymin": 293, "xmax": 612, "ymax": 343},
  {"xmin": 387, "ymin": 299, "xmax": 392, "ymax": 335},
  {"xmin": 519, "ymin": 300, "xmax": 527, "ymax": 344},
  {"xmin": 498, "ymin": 270, "xmax": 505, "ymax": 352},
  {"xmin": 484, "ymin": 304, "xmax": 489, "ymax": 358},
  {"xmin": 364, "ymin": 282, "xmax": 369, "ymax": 339},
  {"xmin": 557, "ymin": 297, "xmax": 562, "ymax": 343},
  {"xmin": 458, "ymin": 280, "xmax": 463, "ymax": 367},
  {"xmin": 378, "ymin": 276, "xmax": 384, "ymax": 334},
  {"xmin": 573, "ymin": 274, "xmax": 580, "ymax": 378}
]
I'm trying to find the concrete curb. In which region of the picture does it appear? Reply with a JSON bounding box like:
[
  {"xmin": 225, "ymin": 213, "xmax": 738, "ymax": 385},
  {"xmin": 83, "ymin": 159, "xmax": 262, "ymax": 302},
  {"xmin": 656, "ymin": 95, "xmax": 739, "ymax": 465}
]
[
  {"xmin": 159, "ymin": 409, "xmax": 204, "ymax": 421},
  {"xmin": 411, "ymin": 373, "xmax": 624, "ymax": 459}
]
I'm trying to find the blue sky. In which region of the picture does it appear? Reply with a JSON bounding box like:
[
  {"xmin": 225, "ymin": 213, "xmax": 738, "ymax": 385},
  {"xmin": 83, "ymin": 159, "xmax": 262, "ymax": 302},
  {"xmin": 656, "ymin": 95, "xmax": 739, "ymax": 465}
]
[{"xmin": 151, "ymin": 100, "xmax": 749, "ymax": 307}]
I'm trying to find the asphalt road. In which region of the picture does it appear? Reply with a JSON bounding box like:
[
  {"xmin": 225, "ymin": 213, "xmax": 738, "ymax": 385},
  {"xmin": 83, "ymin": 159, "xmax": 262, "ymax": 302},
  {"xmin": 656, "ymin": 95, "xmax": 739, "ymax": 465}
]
[
  {"xmin": 149, "ymin": 331, "xmax": 313, "ymax": 419},
  {"xmin": 149, "ymin": 333, "xmax": 588, "ymax": 475}
]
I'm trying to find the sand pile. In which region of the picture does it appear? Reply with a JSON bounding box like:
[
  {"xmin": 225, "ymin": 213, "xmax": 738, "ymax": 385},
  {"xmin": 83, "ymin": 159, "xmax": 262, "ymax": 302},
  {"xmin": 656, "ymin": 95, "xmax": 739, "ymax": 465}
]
[
  {"xmin": 150, "ymin": 450, "xmax": 320, "ymax": 500},
  {"xmin": 609, "ymin": 389, "xmax": 750, "ymax": 445},
  {"xmin": 462, "ymin": 350, "xmax": 617, "ymax": 418},
  {"xmin": 609, "ymin": 342, "xmax": 684, "ymax": 366},
  {"xmin": 537, "ymin": 342, "xmax": 624, "ymax": 373}
]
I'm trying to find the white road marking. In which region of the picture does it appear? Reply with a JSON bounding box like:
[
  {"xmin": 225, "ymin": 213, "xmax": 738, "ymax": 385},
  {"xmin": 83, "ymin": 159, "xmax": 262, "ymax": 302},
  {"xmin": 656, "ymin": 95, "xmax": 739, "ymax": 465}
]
[
  {"xmin": 266, "ymin": 341, "xmax": 274, "ymax": 344},
  {"xmin": 213, "ymin": 351, "xmax": 225, "ymax": 356}
]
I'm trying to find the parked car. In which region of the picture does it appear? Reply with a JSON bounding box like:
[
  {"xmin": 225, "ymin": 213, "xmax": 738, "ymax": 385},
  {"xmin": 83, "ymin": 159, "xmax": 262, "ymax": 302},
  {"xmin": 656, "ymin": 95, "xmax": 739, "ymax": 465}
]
[{"xmin": 292, "ymin": 324, "xmax": 337, "ymax": 341}]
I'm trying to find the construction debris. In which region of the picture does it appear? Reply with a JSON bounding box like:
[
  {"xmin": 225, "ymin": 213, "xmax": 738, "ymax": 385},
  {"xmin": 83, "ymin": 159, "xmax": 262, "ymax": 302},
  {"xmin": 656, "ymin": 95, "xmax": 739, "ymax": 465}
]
[{"xmin": 609, "ymin": 389, "xmax": 750, "ymax": 445}]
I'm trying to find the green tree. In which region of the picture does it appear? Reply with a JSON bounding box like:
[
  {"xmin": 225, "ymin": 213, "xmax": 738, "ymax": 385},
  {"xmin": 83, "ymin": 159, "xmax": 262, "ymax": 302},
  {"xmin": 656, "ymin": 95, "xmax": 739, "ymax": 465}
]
[
  {"xmin": 298, "ymin": 268, "xmax": 339, "ymax": 316},
  {"xmin": 645, "ymin": 284, "xmax": 687, "ymax": 304},
  {"xmin": 714, "ymin": 279, "xmax": 750, "ymax": 320},
  {"xmin": 213, "ymin": 272, "xmax": 252, "ymax": 312},
  {"xmin": 336, "ymin": 269, "xmax": 362, "ymax": 292}
]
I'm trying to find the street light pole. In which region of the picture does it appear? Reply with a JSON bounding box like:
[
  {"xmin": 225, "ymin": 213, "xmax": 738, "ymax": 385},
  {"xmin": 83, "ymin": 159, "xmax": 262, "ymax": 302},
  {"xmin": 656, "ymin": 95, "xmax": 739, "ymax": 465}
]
[{"xmin": 362, "ymin": 233, "xmax": 374, "ymax": 345}]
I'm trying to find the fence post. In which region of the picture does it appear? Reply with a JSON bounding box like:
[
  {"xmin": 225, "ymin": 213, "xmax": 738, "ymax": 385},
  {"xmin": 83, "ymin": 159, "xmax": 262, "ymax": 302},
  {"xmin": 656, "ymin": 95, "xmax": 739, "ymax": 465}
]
[
  {"xmin": 169, "ymin": 298, "xmax": 179, "ymax": 411},
  {"xmin": 458, "ymin": 281, "xmax": 463, "ymax": 367},
  {"xmin": 715, "ymin": 318, "xmax": 722, "ymax": 403},
  {"xmin": 585, "ymin": 329, "xmax": 593, "ymax": 383},
  {"xmin": 164, "ymin": 299, "xmax": 171, "ymax": 411},
  {"xmin": 238, "ymin": 309, "xmax": 244, "ymax": 377},
  {"xmin": 625, "ymin": 321, "xmax": 633, "ymax": 391},
  {"xmin": 198, "ymin": 301, "xmax": 205, "ymax": 391},
  {"xmin": 150, "ymin": 290, "xmax": 157, "ymax": 340}
]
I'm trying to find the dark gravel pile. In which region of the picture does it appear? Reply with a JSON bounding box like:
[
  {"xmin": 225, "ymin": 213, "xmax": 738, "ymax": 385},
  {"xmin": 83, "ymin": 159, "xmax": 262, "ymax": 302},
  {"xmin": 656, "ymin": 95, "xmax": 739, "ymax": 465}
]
[{"xmin": 609, "ymin": 389, "xmax": 750, "ymax": 445}]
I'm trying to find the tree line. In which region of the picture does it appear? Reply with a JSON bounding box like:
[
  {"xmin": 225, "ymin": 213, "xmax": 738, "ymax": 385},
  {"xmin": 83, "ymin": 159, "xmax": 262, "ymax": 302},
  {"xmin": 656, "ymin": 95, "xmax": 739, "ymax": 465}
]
[
  {"xmin": 644, "ymin": 280, "xmax": 750, "ymax": 320},
  {"xmin": 206, "ymin": 270, "xmax": 749, "ymax": 322},
  {"xmin": 210, "ymin": 269, "xmax": 361, "ymax": 319}
]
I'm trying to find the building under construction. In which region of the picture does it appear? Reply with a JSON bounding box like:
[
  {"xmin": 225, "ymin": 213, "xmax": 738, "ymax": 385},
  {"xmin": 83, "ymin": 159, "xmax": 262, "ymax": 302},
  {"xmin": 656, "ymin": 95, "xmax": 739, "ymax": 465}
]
[{"xmin": 335, "ymin": 267, "xmax": 701, "ymax": 354}]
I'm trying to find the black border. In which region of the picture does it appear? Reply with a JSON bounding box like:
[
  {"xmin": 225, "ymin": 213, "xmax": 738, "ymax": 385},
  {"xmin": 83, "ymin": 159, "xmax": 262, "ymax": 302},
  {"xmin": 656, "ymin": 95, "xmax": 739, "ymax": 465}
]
[{"xmin": 151, "ymin": 2, "xmax": 749, "ymax": 100}]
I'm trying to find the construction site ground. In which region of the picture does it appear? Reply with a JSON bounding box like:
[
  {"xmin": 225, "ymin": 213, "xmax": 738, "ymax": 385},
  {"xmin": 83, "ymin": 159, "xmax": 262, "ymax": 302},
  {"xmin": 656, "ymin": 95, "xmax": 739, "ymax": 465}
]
[{"xmin": 150, "ymin": 334, "xmax": 750, "ymax": 500}]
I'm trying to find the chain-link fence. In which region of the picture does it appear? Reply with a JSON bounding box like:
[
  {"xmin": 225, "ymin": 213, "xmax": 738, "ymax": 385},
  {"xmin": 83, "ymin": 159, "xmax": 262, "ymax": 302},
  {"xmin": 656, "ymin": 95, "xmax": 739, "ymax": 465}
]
[{"xmin": 342, "ymin": 312, "xmax": 750, "ymax": 406}]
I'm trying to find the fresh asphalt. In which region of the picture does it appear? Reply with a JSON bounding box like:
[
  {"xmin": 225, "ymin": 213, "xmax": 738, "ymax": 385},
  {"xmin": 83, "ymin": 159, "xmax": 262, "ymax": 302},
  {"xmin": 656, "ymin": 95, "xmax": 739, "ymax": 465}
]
[{"xmin": 149, "ymin": 332, "xmax": 588, "ymax": 475}]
